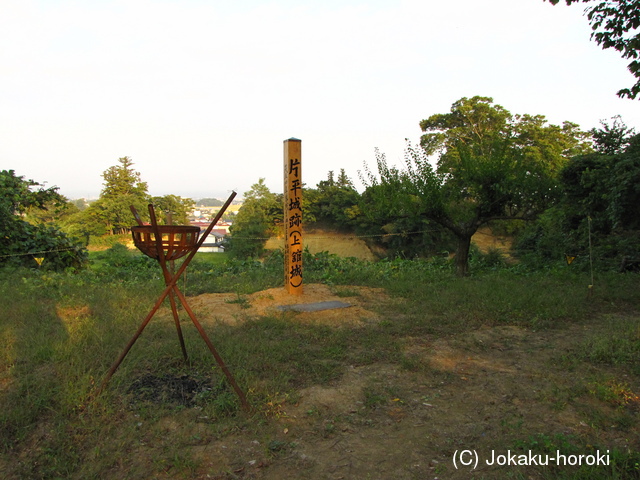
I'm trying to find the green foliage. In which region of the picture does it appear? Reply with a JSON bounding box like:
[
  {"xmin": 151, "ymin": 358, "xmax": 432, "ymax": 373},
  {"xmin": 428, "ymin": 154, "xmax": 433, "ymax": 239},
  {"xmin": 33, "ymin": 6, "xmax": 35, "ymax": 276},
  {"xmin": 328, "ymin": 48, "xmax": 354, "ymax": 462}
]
[
  {"xmin": 23, "ymin": 198, "xmax": 80, "ymax": 227},
  {"xmin": 362, "ymin": 96, "xmax": 591, "ymax": 276},
  {"xmin": 226, "ymin": 179, "xmax": 281, "ymax": 259},
  {"xmin": 591, "ymin": 115, "xmax": 636, "ymax": 154},
  {"xmin": 305, "ymin": 169, "xmax": 361, "ymax": 229},
  {"xmin": 573, "ymin": 314, "xmax": 640, "ymax": 374},
  {"xmin": 87, "ymin": 233, "xmax": 131, "ymax": 250},
  {"xmin": 79, "ymin": 157, "xmax": 150, "ymax": 235},
  {"xmin": 514, "ymin": 206, "xmax": 573, "ymax": 266},
  {"xmin": 0, "ymin": 170, "xmax": 87, "ymax": 271},
  {"xmin": 90, "ymin": 243, "xmax": 158, "ymax": 281},
  {"xmin": 518, "ymin": 121, "xmax": 640, "ymax": 270},
  {"xmin": 82, "ymin": 194, "xmax": 149, "ymax": 235},
  {"xmin": 150, "ymin": 194, "xmax": 194, "ymax": 225},
  {"xmin": 101, "ymin": 156, "xmax": 148, "ymax": 198},
  {"xmin": 0, "ymin": 169, "xmax": 62, "ymax": 218},
  {"xmin": 547, "ymin": 0, "xmax": 640, "ymax": 99},
  {"xmin": 181, "ymin": 251, "xmax": 282, "ymax": 295}
]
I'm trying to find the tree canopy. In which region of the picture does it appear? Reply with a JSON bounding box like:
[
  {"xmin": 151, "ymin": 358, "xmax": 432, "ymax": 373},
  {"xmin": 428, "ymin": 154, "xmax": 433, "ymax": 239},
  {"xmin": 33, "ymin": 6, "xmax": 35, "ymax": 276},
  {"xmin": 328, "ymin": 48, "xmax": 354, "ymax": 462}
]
[
  {"xmin": 0, "ymin": 170, "xmax": 86, "ymax": 270},
  {"xmin": 226, "ymin": 179, "xmax": 281, "ymax": 258},
  {"xmin": 75, "ymin": 157, "xmax": 149, "ymax": 235},
  {"xmin": 363, "ymin": 96, "xmax": 592, "ymax": 275},
  {"xmin": 101, "ymin": 156, "xmax": 148, "ymax": 198},
  {"xmin": 591, "ymin": 115, "xmax": 637, "ymax": 154},
  {"xmin": 546, "ymin": 0, "xmax": 640, "ymax": 98},
  {"xmin": 150, "ymin": 195, "xmax": 194, "ymax": 225},
  {"xmin": 64, "ymin": 157, "xmax": 195, "ymax": 239},
  {"xmin": 305, "ymin": 169, "xmax": 360, "ymax": 229},
  {"xmin": 516, "ymin": 117, "xmax": 640, "ymax": 269}
]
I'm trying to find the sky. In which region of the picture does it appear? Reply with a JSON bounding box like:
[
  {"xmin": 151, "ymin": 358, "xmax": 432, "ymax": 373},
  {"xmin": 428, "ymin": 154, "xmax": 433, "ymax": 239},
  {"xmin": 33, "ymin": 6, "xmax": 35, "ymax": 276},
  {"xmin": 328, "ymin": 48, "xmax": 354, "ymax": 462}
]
[{"xmin": 2, "ymin": 0, "xmax": 639, "ymax": 201}]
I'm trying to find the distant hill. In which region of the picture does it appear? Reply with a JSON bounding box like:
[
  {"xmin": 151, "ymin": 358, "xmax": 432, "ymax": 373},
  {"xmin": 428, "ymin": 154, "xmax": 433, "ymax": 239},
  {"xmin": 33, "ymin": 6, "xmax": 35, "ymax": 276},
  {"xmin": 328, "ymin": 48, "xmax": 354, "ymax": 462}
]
[{"xmin": 196, "ymin": 198, "xmax": 224, "ymax": 207}]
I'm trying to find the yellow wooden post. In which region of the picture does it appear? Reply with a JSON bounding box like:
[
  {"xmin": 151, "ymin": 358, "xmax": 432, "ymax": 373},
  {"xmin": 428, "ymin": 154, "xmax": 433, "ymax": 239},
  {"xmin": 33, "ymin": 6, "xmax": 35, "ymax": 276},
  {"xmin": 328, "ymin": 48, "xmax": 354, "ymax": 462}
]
[{"xmin": 284, "ymin": 138, "xmax": 303, "ymax": 295}]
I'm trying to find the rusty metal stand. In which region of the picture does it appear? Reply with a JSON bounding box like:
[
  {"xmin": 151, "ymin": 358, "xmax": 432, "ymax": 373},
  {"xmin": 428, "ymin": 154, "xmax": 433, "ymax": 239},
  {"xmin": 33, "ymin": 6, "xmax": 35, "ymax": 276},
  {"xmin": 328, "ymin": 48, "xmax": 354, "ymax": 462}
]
[{"xmin": 97, "ymin": 192, "xmax": 250, "ymax": 412}]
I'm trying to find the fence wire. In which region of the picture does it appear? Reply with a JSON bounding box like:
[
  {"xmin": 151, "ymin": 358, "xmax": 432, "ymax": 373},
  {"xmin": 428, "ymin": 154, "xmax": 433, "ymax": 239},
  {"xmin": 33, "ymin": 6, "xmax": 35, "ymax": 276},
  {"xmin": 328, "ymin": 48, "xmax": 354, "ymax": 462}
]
[
  {"xmin": 1, "ymin": 228, "xmax": 502, "ymax": 259},
  {"xmin": 0, "ymin": 247, "xmax": 78, "ymax": 259}
]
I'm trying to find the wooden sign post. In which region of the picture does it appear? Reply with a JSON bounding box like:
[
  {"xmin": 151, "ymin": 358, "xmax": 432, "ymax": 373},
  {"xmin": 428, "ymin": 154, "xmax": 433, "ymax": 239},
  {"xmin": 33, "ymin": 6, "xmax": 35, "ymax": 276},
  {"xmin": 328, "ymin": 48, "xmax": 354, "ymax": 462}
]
[{"xmin": 284, "ymin": 138, "xmax": 303, "ymax": 295}]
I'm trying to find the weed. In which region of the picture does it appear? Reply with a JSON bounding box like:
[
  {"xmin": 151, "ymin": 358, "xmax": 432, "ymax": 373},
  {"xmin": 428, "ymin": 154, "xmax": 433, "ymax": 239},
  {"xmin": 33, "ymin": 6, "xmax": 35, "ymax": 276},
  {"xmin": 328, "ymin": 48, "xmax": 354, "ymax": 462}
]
[
  {"xmin": 267, "ymin": 439, "xmax": 296, "ymax": 456},
  {"xmin": 226, "ymin": 294, "xmax": 251, "ymax": 309},
  {"xmin": 332, "ymin": 286, "xmax": 360, "ymax": 297},
  {"xmin": 588, "ymin": 379, "xmax": 640, "ymax": 408},
  {"xmin": 362, "ymin": 386, "xmax": 386, "ymax": 409},
  {"xmin": 500, "ymin": 414, "xmax": 524, "ymax": 432}
]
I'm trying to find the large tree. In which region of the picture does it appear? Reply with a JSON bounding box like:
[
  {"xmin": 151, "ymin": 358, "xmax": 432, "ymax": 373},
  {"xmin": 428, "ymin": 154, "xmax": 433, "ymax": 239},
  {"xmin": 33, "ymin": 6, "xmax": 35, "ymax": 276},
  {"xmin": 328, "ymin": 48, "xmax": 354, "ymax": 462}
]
[
  {"xmin": 363, "ymin": 96, "xmax": 592, "ymax": 276},
  {"xmin": 546, "ymin": 0, "xmax": 640, "ymax": 99},
  {"xmin": 79, "ymin": 157, "xmax": 150, "ymax": 235},
  {"xmin": 0, "ymin": 170, "xmax": 86, "ymax": 270}
]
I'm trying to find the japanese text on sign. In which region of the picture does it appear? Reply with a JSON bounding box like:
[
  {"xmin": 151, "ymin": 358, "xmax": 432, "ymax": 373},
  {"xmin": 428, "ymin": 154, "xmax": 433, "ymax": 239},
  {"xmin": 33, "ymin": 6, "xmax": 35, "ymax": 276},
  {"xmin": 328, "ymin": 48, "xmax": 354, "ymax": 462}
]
[{"xmin": 283, "ymin": 139, "xmax": 303, "ymax": 294}]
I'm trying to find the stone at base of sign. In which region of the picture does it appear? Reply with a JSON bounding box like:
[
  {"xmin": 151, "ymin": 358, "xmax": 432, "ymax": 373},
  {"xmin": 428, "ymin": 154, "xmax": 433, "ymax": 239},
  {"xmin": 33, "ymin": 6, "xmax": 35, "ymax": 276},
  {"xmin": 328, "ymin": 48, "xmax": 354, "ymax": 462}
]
[{"xmin": 276, "ymin": 301, "xmax": 352, "ymax": 313}]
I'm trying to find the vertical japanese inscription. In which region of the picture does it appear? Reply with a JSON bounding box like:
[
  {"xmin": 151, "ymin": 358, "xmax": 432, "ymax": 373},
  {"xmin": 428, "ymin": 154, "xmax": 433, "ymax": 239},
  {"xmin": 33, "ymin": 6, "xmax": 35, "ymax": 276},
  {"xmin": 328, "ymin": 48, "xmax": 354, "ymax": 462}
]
[{"xmin": 284, "ymin": 138, "xmax": 302, "ymax": 294}]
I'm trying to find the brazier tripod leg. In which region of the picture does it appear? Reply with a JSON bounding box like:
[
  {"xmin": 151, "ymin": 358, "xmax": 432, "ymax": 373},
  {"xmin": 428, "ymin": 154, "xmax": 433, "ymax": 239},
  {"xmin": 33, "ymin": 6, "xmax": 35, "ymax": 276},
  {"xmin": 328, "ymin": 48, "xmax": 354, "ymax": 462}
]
[
  {"xmin": 150, "ymin": 206, "xmax": 189, "ymax": 362},
  {"xmin": 171, "ymin": 284, "xmax": 250, "ymax": 412},
  {"xmin": 168, "ymin": 289, "xmax": 189, "ymax": 361}
]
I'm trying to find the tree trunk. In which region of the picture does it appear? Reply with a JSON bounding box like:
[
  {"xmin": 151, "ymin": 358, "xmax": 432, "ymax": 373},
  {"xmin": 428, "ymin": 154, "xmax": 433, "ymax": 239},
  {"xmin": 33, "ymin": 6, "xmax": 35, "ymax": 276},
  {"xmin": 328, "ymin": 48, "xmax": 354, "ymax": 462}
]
[{"xmin": 455, "ymin": 234, "xmax": 472, "ymax": 277}]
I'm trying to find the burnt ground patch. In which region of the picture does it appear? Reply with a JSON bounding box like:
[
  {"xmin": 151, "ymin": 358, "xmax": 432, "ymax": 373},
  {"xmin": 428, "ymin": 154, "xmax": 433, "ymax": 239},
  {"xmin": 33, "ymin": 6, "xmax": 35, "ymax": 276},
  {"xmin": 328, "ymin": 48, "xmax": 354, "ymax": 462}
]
[{"xmin": 126, "ymin": 372, "xmax": 220, "ymax": 407}]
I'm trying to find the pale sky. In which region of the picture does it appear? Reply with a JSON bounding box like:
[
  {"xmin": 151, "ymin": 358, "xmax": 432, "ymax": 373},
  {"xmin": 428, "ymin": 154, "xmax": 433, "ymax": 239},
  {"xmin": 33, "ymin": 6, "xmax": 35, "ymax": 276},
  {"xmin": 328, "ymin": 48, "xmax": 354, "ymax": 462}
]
[{"xmin": 2, "ymin": 0, "xmax": 639, "ymax": 200}]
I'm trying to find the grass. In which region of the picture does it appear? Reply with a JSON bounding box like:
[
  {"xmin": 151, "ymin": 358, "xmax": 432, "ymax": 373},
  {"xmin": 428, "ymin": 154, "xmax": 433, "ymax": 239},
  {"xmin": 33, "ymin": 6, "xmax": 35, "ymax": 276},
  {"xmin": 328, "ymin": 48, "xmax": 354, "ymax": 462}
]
[
  {"xmin": 570, "ymin": 314, "xmax": 640, "ymax": 374},
  {"xmin": 1, "ymin": 247, "xmax": 639, "ymax": 478}
]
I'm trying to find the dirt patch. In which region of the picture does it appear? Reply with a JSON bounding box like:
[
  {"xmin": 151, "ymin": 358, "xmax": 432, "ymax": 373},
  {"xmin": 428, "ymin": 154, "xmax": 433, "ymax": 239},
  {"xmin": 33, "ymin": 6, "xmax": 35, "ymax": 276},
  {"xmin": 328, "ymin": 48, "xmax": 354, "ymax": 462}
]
[
  {"xmin": 472, "ymin": 226, "xmax": 514, "ymax": 256},
  {"xmin": 185, "ymin": 284, "xmax": 387, "ymax": 326},
  {"xmin": 265, "ymin": 231, "xmax": 376, "ymax": 261},
  {"xmin": 182, "ymin": 321, "xmax": 639, "ymax": 480},
  {"xmin": 263, "ymin": 227, "xmax": 511, "ymax": 262}
]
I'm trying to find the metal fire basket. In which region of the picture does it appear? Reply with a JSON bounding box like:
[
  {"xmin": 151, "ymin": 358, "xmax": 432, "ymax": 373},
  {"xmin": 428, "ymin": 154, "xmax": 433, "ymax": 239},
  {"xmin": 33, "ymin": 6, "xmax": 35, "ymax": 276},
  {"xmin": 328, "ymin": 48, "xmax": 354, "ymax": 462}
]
[{"xmin": 97, "ymin": 192, "xmax": 249, "ymax": 411}]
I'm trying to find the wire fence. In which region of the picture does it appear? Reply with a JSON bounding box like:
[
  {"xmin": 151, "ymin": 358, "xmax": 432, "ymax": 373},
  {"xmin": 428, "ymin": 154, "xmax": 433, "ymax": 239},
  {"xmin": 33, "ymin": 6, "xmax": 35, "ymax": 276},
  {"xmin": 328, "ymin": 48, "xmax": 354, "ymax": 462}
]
[
  {"xmin": 0, "ymin": 229, "xmax": 503, "ymax": 259},
  {"xmin": 0, "ymin": 247, "xmax": 79, "ymax": 259},
  {"xmin": 226, "ymin": 229, "xmax": 444, "ymax": 241}
]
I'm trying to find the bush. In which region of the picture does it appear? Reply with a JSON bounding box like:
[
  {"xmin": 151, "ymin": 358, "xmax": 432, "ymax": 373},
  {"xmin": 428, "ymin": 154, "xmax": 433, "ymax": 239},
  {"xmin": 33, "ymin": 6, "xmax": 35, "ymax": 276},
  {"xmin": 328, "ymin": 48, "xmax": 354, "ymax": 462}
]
[{"xmin": 0, "ymin": 222, "xmax": 87, "ymax": 271}]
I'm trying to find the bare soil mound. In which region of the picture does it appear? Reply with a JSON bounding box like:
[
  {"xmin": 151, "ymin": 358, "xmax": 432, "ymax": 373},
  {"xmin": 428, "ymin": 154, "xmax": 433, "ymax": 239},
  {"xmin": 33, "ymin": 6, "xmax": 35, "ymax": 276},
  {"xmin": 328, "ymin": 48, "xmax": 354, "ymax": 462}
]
[{"xmin": 186, "ymin": 284, "xmax": 388, "ymax": 326}]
